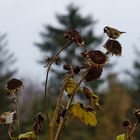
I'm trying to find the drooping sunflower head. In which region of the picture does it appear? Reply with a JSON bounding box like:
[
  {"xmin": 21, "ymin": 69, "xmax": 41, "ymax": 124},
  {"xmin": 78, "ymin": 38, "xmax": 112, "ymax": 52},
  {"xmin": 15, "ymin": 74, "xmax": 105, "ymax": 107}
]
[
  {"xmin": 103, "ymin": 39, "xmax": 122, "ymax": 56},
  {"xmin": 81, "ymin": 49, "xmax": 107, "ymax": 67},
  {"xmin": 64, "ymin": 29, "xmax": 85, "ymax": 47},
  {"xmin": 84, "ymin": 66, "xmax": 103, "ymax": 81},
  {"xmin": 133, "ymin": 108, "xmax": 140, "ymax": 120},
  {"xmin": 88, "ymin": 50, "xmax": 107, "ymax": 67},
  {"xmin": 5, "ymin": 78, "xmax": 23, "ymax": 95}
]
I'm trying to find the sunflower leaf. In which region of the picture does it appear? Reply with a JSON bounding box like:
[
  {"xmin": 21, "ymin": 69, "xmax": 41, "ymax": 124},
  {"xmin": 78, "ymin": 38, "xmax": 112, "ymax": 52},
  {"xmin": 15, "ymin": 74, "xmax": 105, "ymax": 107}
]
[
  {"xmin": 116, "ymin": 134, "xmax": 126, "ymax": 140},
  {"xmin": 70, "ymin": 102, "xmax": 97, "ymax": 126},
  {"xmin": 18, "ymin": 131, "xmax": 37, "ymax": 140}
]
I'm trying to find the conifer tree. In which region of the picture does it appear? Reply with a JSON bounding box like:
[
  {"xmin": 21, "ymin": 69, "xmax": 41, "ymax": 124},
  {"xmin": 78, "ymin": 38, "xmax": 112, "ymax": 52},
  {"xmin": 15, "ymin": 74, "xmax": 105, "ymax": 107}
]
[
  {"xmin": 36, "ymin": 4, "xmax": 103, "ymax": 91},
  {"xmin": 0, "ymin": 33, "xmax": 16, "ymax": 139}
]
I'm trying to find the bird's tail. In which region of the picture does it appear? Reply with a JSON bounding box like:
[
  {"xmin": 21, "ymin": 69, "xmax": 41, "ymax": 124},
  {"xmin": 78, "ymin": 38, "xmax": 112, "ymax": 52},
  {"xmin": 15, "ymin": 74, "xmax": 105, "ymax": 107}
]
[{"xmin": 120, "ymin": 31, "xmax": 126, "ymax": 34}]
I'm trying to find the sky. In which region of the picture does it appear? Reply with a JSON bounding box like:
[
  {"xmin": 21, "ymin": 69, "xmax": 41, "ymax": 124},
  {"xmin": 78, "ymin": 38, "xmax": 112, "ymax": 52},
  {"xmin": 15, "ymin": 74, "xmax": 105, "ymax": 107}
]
[{"xmin": 0, "ymin": 0, "xmax": 140, "ymax": 83}]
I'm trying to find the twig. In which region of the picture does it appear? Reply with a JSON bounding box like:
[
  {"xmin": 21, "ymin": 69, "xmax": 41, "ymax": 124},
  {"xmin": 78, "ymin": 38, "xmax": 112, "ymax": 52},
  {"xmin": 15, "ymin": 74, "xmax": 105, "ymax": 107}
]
[{"xmin": 44, "ymin": 41, "xmax": 73, "ymax": 124}]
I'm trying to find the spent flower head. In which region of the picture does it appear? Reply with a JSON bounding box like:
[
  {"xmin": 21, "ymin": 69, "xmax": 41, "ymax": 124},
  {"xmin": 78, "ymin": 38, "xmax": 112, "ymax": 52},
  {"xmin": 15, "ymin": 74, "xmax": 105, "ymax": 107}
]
[
  {"xmin": 81, "ymin": 49, "xmax": 107, "ymax": 67},
  {"xmin": 5, "ymin": 78, "xmax": 23, "ymax": 95},
  {"xmin": 64, "ymin": 29, "xmax": 85, "ymax": 47},
  {"xmin": 84, "ymin": 66, "xmax": 103, "ymax": 81},
  {"xmin": 103, "ymin": 39, "xmax": 122, "ymax": 56},
  {"xmin": 88, "ymin": 50, "xmax": 107, "ymax": 67},
  {"xmin": 133, "ymin": 108, "xmax": 140, "ymax": 121},
  {"xmin": 122, "ymin": 120, "xmax": 130, "ymax": 127},
  {"xmin": 121, "ymin": 119, "xmax": 132, "ymax": 133},
  {"xmin": 33, "ymin": 113, "xmax": 45, "ymax": 134}
]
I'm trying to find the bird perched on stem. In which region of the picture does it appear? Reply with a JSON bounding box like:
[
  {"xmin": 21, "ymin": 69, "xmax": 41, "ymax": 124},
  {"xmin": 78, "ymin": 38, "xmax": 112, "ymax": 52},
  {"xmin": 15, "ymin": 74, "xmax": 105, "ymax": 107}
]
[{"xmin": 104, "ymin": 26, "xmax": 126, "ymax": 39}]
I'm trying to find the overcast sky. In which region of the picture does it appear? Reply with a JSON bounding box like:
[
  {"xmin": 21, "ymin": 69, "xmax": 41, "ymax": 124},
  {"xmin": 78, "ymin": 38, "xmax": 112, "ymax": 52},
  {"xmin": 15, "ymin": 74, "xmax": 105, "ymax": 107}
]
[{"xmin": 0, "ymin": 0, "xmax": 140, "ymax": 83}]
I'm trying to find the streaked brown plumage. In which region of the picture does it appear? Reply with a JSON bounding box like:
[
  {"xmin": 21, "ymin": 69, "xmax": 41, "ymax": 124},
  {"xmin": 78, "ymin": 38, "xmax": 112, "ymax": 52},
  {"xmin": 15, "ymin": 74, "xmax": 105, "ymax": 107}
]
[{"xmin": 104, "ymin": 26, "xmax": 126, "ymax": 39}]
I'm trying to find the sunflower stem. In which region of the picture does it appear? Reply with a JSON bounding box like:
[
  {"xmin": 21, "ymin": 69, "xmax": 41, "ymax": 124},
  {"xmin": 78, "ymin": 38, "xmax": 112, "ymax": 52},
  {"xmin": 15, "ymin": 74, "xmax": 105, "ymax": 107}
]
[
  {"xmin": 16, "ymin": 95, "xmax": 20, "ymax": 135},
  {"xmin": 12, "ymin": 92, "xmax": 20, "ymax": 136},
  {"xmin": 45, "ymin": 41, "xmax": 72, "ymax": 140},
  {"xmin": 127, "ymin": 120, "xmax": 139, "ymax": 140},
  {"xmin": 54, "ymin": 72, "xmax": 87, "ymax": 140},
  {"xmin": 48, "ymin": 86, "xmax": 65, "ymax": 140}
]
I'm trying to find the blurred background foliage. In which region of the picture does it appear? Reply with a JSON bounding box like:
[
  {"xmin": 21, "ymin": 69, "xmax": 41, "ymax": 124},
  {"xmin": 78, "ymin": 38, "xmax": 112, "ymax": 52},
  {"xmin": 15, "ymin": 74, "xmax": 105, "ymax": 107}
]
[
  {"xmin": 35, "ymin": 4, "xmax": 103, "ymax": 93},
  {"xmin": 0, "ymin": 33, "xmax": 16, "ymax": 139},
  {"xmin": 0, "ymin": 3, "xmax": 140, "ymax": 140}
]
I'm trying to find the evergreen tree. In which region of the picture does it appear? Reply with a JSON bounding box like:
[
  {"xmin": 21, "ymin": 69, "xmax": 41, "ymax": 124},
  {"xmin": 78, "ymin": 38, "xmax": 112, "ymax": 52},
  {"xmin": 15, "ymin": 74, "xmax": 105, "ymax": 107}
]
[
  {"xmin": 36, "ymin": 4, "xmax": 103, "ymax": 91},
  {"xmin": 0, "ymin": 33, "xmax": 16, "ymax": 139}
]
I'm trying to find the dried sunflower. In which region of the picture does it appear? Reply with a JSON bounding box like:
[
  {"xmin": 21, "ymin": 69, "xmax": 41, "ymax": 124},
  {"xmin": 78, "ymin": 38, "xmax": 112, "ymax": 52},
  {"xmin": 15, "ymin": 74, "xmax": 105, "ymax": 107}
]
[
  {"xmin": 103, "ymin": 39, "xmax": 122, "ymax": 56},
  {"xmin": 121, "ymin": 120, "xmax": 132, "ymax": 133},
  {"xmin": 88, "ymin": 50, "xmax": 107, "ymax": 67},
  {"xmin": 133, "ymin": 108, "xmax": 140, "ymax": 120},
  {"xmin": 64, "ymin": 29, "xmax": 85, "ymax": 47},
  {"xmin": 85, "ymin": 66, "xmax": 103, "ymax": 81},
  {"xmin": 5, "ymin": 78, "xmax": 23, "ymax": 95}
]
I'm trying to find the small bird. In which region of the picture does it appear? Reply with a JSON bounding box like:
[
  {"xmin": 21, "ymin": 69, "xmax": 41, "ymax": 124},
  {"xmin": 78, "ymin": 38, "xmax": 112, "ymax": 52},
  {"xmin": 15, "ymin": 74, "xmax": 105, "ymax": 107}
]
[{"xmin": 104, "ymin": 26, "xmax": 126, "ymax": 39}]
